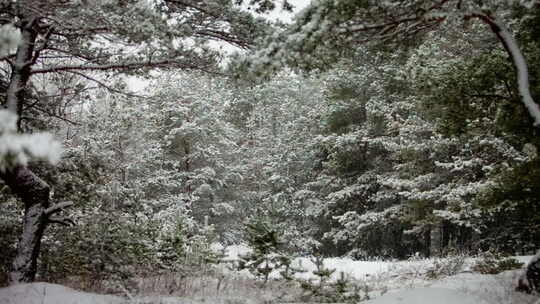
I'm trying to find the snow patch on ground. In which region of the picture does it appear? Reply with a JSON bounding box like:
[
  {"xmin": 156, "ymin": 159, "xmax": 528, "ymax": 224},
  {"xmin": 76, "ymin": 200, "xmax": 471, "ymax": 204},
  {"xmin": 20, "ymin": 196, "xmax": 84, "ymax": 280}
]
[
  {"xmin": 292, "ymin": 256, "xmax": 389, "ymax": 280},
  {"xmin": 224, "ymin": 244, "xmax": 391, "ymax": 280},
  {"xmin": 0, "ymin": 282, "xmax": 123, "ymax": 304},
  {"xmin": 365, "ymin": 287, "xmax": 479, "ymax": 304},
  {"xmin": 1, "ymin": 251, "xmax": 536, "ymax": 304},
  {"xmin": 223, "ymin": 244, "xmax": 252, "ymax": 260}
]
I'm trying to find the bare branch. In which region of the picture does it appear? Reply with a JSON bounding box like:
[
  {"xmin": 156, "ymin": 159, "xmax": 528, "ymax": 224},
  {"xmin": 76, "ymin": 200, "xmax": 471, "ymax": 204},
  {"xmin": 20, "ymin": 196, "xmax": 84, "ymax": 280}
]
[
  {"xmin": 195, "ymin": 29, "xmax": 250, "ymax": 49},
  {"xmin": 44, "ymin": 201, "xmax": 74, "ymax": 216},
  {"xmin": 66, "ymin": 70, "xmax": 149, "ymax": 98},
  {"xmin": 48, "ymin": 216, "xmax": 76, "ymax": 226},
  {"xmin": 0, "ymin": 53, "xmax": 16, "ymax": 62},
  {"xmin": 21, "ymin": 108, "xmax": 80, "ymax": 125},
  {"xmin": 42, "ymin": 46, "xmax": 111, "ymax": 62},
  {"xmin": 31, "ymin": 25, "xmax": 53, "ymax": 65},
  {"xmin": 31, "ymin": 58, "xmax": 201, "ymax": 74}
]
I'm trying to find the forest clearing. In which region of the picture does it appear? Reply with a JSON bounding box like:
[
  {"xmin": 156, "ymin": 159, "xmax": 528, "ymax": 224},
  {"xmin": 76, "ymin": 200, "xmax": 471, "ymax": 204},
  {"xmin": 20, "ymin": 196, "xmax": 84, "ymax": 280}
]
[
  {"xmin": 0, "ymin": 247, "xmax": 537, "ymax": 303},
  {"xmin": 1, "ymin": 1, "xmax": 540, "ymax": 303}
]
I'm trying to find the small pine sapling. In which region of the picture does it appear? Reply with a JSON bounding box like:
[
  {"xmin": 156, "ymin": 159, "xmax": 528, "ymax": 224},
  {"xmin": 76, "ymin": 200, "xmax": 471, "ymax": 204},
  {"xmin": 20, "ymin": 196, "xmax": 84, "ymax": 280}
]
[
  {"xmin": 298, "ymin": 251, "xmax": 337, "ymax": 301},
  {"xmin": 276, "ymin": 255, "xmax": 304, "ymax": 281},
  {"xmin": 331, "ymin": 271, "xmax": 366, "ymax": 302},
  {"xmin": 311, "ymin": 254, "xmax": 335, "ymax": 290},
  {"xmin": 238, "ymin": 216, "xmax": 295, "ymax": 284}
]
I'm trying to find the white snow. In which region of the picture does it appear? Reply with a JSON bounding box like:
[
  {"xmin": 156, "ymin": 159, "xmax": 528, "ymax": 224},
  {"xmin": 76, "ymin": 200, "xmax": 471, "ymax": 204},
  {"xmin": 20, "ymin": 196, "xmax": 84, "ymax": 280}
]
[
  {"xmin": 0, "ymin": 110, "xmax": 63, "ymax": 169},
  {"xmin": 1, "ymin": 252, "xmax": 537, "ymax": 304},
  {"xmin": 0, "ymin": 24, "xmax": 21, "ymax": 56},
  {"xmin": 292, "ymin": 256, "xmax": 390, "ymax": 280},
  {"xmin": 365, "ymin": 287, "xmax": 479, "ymax": 304},
  {"xmin": 224, "ymin": 244, "xmax": 389, "ymax": 279},
  {"xmin": 0, "ymin": 282, "xmax": 123, "ymax": 304},
  {"xmin": 223, "ymin": 243, "xmax": 252, "ymax": 260}
]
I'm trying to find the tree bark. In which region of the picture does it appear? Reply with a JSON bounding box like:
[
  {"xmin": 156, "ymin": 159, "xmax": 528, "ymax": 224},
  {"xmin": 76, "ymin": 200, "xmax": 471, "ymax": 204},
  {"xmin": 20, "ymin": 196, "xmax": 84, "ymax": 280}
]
[
  {"xmin": 0, "ymin": 166, "xmax": 51, "ymax": 283},
  {"xmin": 4, "ymin": 17, "xmax": 37, "ymax": 116},
  {"xmin": 423, "ymin": 228, "xmax": 431, "ymax": 258},
  {"xmin": 1, "ymin": 10, "xmax": 51, "ymax": 284},
  {"xmin": 440, "ymin": 220, "xmax": 453, "ymax": 254},
  {"xmin": 473, "ymin": 13, "xmax": 540, "ymax": 125}
]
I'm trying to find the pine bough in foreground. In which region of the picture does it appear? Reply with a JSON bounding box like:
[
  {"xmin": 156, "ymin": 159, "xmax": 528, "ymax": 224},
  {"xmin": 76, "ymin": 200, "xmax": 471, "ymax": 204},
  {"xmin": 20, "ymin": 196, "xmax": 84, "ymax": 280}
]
[{"xmin": 517, "ymin": 250, "xmax": 540, "ymax": 294}]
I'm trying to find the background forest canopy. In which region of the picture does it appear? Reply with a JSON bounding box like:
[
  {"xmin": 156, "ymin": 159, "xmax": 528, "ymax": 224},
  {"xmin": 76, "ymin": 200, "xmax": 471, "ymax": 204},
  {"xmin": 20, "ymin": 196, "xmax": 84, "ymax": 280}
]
[{"xmin": 0, "ymin": 0, "xmax": 540, "ymax": 288}]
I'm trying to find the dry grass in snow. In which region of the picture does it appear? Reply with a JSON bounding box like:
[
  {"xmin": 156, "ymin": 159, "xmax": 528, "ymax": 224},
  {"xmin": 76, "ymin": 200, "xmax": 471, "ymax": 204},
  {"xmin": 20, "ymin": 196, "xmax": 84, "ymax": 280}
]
[{"xmin": 0, "ymin": 248, "xmax": 538, "ymax": 304}]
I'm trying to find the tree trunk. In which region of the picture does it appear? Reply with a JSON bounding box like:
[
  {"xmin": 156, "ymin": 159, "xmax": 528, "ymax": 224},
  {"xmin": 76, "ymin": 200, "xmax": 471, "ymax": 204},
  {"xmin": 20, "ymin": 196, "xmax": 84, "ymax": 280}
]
[
  {"xmin": 423, "ymin": 228, "xmax": 431, "ymax": 258},
  {"xmin": 0, "ymin": 10, "xmax": 50, "ymax": 284},
  {"xmin": 0, "ymin": 166, "xmax": 51, "ymax": 284},
  {"xmin": 473, "ymin": 13, "xmax": 540, "ymax": 125},
  {"xmin": 440, "ymin": 220, "xmax": 450, "ymax": 253}
]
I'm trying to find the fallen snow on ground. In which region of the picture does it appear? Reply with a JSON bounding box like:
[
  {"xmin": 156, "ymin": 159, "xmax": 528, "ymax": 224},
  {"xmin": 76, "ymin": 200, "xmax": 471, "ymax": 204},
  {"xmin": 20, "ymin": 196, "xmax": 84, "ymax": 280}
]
[
  {"xmin": 364, "ymin": 287, "xmax": 479, "ymax": 304},
  {"xmin": 225, "ymin": 244, "xmax": 389, "ymax": 280},
  {"xmin": 0, "ymin": 282, "xmax": 123, "ymax": 304},
  {"xmin": 1, "ymin": 248, "xmax": 537, "ymax": 304},
  {"xmin": 224, "ymin": 245, "xmax": 539, "ymax": 303},
  {"xmin": 364, "ymin": 271, "xmax": 538, "ymax": 303}
]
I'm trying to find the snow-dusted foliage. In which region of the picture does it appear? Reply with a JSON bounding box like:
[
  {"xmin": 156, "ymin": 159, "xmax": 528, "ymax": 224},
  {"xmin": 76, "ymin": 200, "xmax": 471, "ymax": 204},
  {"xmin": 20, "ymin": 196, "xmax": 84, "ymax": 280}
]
[
  {"xmin": 226, "ymin": 74, "xmax": 326, "ymax": 249},
  {"xmin": 289, "ymin": 17, "xmax": 539, "ymax": 258},
  {"xmin": 0, "ymin": 24, "xmax": 20, "ymax": 56},
  {"xmin": 246, "ymin": 0, "xmax": 540, "ymax": 124},
  {"xmin": 0, "ymin": 0, "xmax": 279, "ymax": 284},
  {"xmin": 42, "ymin": 73, "xmax": 240, "ymax": 277},
  {"xmin": 2, "ymin": 0, "xmax": 540, "ymax": 289},
  {"xmin": 0, "ymin": 110, "xmax": 62, "ymax": 170},
  {"xmin": 142, "ymin": 73, "xmax": 243, "ymax": 242}
]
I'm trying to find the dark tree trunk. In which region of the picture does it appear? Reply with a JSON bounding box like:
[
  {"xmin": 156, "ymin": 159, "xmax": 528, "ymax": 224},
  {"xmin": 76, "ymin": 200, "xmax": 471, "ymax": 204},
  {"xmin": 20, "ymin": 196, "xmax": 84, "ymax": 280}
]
[
  {"xmin": 423, "ymin": 228, "xmax": 431, "ymax": 258},
  {"xmin": 1, "ymin": 14, "xmax": 49, "ymax": 284},
  {"xmin": 440, "ymin": 220, "xmax": 452, "ymax": 253},
  {"xmin": 0, "ymin": 166, "xmax": 51, "ymax": 283}
]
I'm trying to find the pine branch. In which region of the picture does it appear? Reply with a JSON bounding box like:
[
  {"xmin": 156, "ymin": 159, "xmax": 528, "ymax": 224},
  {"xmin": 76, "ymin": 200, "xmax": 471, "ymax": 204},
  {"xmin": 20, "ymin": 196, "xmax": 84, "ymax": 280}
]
[
  {"xmin": 48, "ymin": 216, "xmax": 76, "ymax": 226},
  {"xmin": 44, "ymin": 201, "xmax": 74, "ymax": 216},
  {"xmin": 31, "ymin": 58, "xmax": 199, "ymax": 74},
  {"xmin": 65, "ymin": 70, "xmax": 148, "ymax": 98}
]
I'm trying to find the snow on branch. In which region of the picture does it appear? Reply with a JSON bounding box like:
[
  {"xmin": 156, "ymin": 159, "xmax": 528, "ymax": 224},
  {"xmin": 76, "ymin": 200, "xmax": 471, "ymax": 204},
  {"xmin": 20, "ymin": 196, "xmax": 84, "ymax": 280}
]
[
  {"xmin": 472, "ymin": 13, "xmax": 540, "ymax": 126},
  {"xmin": 31, "ymin": 60, "xmax": 181, "ymax": 74},
  {"xmin": 0, "ymin": 24, "xmax": 21, "ymax": 57},
  {"xmin": 44, "ymin": 201, "xmax": 74, "ymax": 216},
  {"xmin": 0, "ymin": 110, "xmax": 63, "ymax": 171}
]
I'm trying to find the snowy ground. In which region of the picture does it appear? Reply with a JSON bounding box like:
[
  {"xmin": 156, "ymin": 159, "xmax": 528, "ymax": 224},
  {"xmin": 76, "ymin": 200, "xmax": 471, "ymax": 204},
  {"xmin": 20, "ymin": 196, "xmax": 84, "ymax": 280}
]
[
  {"xmin": 0, "ymin": 246, "xmax": 537, "ymax": 304},
  {"xmin": 0, "ymin": 282, "xmax": 123, "ymax": 304}
]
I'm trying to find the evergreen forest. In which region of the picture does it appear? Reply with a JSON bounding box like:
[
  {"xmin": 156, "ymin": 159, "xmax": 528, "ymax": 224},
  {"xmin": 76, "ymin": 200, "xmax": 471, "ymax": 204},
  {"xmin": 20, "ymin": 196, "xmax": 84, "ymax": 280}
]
[{"xmin": 1, "ymin": 0, "xmax": 540, "ymax": 301}]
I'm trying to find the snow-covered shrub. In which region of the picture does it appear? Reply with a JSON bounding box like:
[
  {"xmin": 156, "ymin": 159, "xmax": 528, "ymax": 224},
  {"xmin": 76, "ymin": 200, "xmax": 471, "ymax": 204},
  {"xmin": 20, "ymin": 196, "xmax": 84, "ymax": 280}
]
[
  {"xmin": 517, "ymin": 251, "xmax": 540, "ymax": 294},
  {"xmin": 0, "ymin": 197, "xmax": 20, "ymax": 286},
  {"xmin": 425, "ymin": 254, "xmax": 467, "ymax": 279},
  {"xmin": 40, "ymin": 214, "xmax": 160, "ymax": 288},
  {"xmin": 157, "ymin": 215, "xmax": 223, "ymax": 273},
  {"xmin": 385, "ymin": 253, "xmax": 467, "ymax": 284},
  {"xmin": 472, "ymin": 251, "xmax": 524, "ymax": 275}
]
